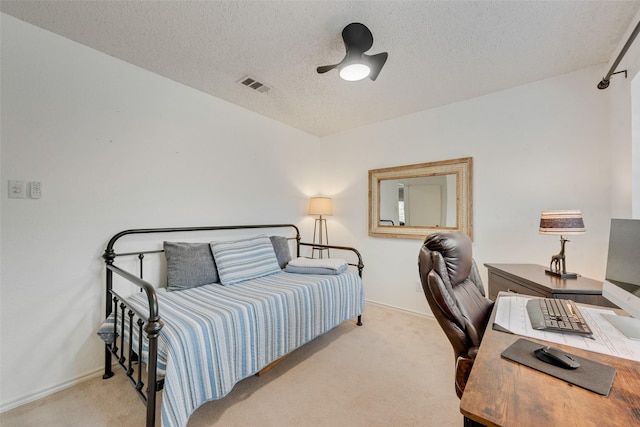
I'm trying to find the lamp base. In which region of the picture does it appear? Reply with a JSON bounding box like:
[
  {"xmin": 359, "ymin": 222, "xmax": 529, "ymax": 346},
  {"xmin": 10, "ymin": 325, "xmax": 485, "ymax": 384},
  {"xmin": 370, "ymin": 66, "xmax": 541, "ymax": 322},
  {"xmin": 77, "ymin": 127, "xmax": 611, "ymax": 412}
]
[
  {"xmin": 311, "ymin": 217, "xmax": 330, "ymax": 259},
  {"xmin": 545, "ymin": 269, "xmax": 578, "ymax": 279}
]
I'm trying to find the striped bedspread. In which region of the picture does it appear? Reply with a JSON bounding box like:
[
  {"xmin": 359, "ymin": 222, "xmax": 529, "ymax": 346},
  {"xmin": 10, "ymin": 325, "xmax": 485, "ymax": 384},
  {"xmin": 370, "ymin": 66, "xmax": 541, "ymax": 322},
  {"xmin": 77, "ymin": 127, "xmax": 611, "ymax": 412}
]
[{"xmin": 118, "ymin": 270, "xmax": 364, "ymax": 427}]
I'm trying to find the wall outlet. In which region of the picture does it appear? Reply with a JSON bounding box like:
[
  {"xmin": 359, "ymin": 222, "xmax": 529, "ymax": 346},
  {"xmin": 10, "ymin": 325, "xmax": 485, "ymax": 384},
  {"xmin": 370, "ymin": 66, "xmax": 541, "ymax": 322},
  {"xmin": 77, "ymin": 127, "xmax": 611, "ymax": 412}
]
[{"xmin": 8, "ymin": 180, "xmax": 26, "ymax": 198}]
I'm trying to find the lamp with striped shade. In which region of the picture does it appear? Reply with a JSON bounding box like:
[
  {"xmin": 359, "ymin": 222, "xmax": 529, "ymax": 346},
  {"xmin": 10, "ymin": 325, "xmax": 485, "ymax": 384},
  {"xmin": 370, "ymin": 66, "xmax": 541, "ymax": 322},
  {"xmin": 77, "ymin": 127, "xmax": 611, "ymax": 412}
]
[{"xmin": 539, "ymin": 210, "xmax": 585, "ymax": 279}]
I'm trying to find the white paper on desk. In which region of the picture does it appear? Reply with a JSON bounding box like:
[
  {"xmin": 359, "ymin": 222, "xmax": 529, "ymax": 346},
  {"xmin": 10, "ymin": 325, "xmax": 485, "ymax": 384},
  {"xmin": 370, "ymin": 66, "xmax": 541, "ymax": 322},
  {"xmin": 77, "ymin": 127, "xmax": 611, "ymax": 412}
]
[{"xmin": 493, "ymin": 295, "xmax": 640, "ymax": 362}]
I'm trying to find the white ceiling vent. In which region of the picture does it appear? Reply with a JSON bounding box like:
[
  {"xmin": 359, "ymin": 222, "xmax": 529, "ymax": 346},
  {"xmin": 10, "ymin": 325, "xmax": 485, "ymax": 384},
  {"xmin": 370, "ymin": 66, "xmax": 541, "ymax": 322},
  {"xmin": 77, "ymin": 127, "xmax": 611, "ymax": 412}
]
[{"xmin": 237, "ymin": 75, "xmax": 271, "ymax": 94}]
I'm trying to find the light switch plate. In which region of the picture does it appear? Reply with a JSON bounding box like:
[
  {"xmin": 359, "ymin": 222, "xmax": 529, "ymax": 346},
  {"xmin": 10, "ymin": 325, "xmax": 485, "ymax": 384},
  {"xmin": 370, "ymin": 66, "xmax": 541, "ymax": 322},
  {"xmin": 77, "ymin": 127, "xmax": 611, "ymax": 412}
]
[{"xmin": 8, "ymin": 180, "xmax": 25, "ymax": 198}]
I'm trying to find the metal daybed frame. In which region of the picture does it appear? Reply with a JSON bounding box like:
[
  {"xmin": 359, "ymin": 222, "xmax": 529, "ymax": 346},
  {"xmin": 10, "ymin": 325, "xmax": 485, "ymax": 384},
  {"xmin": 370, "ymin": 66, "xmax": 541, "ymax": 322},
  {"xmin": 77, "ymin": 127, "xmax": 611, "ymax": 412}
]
[{"xmin": 101, "ymin": 224, "xmax": 364, "ymax": 427}]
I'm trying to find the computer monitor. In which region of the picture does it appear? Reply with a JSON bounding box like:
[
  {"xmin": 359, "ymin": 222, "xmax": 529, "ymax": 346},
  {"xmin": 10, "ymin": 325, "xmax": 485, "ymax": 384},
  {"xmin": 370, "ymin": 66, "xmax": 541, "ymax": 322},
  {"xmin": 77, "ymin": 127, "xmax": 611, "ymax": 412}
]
[{"xmin": 601, "ymin": 218, "xmax": 640, "ymax": 340}]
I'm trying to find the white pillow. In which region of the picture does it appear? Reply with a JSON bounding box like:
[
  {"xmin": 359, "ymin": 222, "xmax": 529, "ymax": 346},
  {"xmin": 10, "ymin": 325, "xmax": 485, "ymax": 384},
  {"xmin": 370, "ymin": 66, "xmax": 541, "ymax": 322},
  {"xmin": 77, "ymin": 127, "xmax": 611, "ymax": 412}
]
[
  {"xmin": 285, "ymin": 257, "xmax": 348, "ymax": 275},
  {"xmin": 210, "ymin": 235, "xmax": 281, "ymax": 285}
]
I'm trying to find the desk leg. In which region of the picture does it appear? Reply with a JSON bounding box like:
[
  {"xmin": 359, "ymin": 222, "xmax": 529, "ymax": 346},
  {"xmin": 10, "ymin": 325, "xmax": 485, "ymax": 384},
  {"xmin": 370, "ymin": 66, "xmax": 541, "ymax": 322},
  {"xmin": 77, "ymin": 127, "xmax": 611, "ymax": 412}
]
[{"xmin": 464, "ymin": 416, "xmax": 485, "ymax": 427}]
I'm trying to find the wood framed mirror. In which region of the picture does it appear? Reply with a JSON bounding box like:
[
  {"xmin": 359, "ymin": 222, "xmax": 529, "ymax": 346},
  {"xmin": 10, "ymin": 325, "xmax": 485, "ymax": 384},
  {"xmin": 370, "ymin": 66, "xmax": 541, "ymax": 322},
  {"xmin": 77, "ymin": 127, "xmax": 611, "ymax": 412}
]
[{"xmin": 368, "ymin": 157, "xmax": 473, "ymax": 240}]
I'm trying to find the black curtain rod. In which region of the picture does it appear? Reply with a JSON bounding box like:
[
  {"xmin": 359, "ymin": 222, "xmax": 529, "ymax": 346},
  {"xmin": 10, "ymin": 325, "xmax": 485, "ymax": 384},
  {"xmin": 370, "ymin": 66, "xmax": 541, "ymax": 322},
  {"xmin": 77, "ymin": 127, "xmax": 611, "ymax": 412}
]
[{"xmin": 598, "ymin": 20, "xmax": 640, "ymax": 89}]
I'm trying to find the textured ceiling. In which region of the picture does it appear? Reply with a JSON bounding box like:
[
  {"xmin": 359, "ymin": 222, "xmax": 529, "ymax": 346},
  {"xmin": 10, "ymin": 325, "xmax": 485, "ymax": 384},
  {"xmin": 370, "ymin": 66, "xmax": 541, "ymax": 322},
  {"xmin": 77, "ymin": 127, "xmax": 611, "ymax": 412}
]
[{"xmin": 2, "ymin": 1, "xmax": 639, "ymax": 136}]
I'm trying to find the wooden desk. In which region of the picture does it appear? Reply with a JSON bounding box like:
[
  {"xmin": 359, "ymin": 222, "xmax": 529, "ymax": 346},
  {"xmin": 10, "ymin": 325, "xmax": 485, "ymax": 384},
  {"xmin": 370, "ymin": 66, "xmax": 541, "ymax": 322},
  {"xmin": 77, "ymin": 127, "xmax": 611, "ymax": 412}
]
[
  {"xmin": 459, "ymin": 294, "xmax": 640, "ymax": 427},
  {"xmin": 485, "ymin": 263, "xmax": 615, "ymax": 307}
]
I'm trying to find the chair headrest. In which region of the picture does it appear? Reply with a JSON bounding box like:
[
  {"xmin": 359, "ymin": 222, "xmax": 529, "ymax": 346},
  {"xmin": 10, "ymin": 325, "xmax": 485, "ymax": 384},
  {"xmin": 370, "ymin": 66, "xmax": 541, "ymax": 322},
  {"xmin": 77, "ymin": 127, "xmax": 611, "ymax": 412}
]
[{"xmin": 424, "ymin": 231, "xmax": 472, "ymax": 286}]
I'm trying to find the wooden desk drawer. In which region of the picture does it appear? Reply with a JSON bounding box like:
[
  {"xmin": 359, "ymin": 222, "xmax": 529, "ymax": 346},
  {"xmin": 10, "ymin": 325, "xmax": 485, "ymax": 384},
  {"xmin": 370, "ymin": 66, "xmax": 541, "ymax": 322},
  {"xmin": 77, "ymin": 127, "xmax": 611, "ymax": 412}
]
[{"xmin": 488, "ymin": 272, "xmax": 547, "ymax": 299}]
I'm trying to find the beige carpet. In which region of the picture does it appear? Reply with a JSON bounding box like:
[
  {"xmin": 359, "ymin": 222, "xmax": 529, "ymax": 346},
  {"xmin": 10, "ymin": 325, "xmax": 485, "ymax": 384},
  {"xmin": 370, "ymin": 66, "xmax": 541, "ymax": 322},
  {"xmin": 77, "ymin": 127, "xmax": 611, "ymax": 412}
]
[{"xmin": 1, "ymin": 303, "xmax": 462, "ymax": 427}]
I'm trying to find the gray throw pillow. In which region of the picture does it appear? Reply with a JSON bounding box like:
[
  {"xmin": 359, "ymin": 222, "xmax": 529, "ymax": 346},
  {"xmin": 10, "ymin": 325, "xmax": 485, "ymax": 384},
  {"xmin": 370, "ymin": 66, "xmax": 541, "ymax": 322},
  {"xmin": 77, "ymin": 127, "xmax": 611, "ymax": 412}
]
[
  {"xmin": 164, "ymin": 242, "xmax": 219, "ymax": 291},
  {"xmin": 270, "ymin": 236, "xmax": 292, "ymax": 269}
]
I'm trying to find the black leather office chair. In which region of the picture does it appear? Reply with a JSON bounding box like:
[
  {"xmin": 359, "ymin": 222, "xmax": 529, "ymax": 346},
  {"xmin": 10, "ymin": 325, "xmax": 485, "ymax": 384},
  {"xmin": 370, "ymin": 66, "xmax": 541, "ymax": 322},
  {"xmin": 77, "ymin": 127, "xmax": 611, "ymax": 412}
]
[{"xmin": 418, "ymin": 231, "xmax": 493, "ymax": 399}]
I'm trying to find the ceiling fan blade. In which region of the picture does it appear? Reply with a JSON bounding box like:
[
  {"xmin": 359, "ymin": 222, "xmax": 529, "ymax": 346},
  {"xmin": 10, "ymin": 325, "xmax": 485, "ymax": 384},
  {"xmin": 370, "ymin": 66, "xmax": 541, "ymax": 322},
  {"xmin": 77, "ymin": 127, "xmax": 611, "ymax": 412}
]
[
  {"xmin": 365, "ymin": 52, "xmax": 388, "ymax": 81},
  {"xmin": 342, "ymin": 23, "xmax": 373, "ymax": 53},
  {"xmin": 317, "ymin": 62, "xmax": 341, "ymax": 74}
]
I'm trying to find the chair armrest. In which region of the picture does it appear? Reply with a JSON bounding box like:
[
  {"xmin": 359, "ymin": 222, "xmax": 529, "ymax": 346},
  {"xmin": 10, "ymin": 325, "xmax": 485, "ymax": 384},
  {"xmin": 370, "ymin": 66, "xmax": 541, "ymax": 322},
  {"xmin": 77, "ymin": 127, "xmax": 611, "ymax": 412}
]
[
  {"xmin": 467, "ymin": 346, "xmax": 480, "ymax": 359},
  {"xmin": 455, "ymin": 347, "xmax": 480, "ymax": 399}
]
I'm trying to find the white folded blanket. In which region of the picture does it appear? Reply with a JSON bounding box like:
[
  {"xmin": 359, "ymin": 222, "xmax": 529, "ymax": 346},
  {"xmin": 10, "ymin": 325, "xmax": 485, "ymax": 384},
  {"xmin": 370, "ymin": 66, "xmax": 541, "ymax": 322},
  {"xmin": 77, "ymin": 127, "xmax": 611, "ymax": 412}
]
[{"xmin": 285, "ymin": 257, "xmax": 348, "ymax": 275}]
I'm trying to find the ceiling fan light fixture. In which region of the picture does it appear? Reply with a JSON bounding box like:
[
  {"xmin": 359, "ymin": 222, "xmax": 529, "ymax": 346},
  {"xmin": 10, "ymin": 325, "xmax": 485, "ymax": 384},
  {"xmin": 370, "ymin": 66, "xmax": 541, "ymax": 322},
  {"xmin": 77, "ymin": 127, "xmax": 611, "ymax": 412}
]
[
  {"xmin": 317, "ymin": 22, "xmax": 387, "ymax": 82},
  {"xmin": 339, "ymin": 63, "xmax": 370, "ymax": 81}
]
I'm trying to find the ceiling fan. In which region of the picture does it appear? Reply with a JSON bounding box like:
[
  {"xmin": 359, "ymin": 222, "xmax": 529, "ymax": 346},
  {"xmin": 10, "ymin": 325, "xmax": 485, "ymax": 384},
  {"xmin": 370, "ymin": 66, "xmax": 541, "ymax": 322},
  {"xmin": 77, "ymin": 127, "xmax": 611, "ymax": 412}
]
[{"xmin": 317, "ymin": 22, "xmax": 388, "ymax": 82}]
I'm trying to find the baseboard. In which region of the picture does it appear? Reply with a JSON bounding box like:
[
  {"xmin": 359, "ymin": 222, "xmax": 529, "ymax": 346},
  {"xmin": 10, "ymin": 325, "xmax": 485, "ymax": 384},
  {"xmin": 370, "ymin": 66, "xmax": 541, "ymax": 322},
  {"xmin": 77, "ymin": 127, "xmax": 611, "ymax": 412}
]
[
  {"xmin": 0, "ymin": 367, "xmax": 106, "ymax": 414},
  {"xmin": 364, "ymin": 298, "xmax": 436, "ymax": 320}
]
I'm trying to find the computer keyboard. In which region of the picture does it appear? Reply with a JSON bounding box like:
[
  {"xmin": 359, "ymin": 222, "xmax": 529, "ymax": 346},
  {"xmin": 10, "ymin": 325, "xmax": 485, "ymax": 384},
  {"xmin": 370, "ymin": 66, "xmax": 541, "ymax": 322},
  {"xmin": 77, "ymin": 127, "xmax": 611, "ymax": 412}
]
[{"xmin": 526, "ymin": 298, "xmax": 593, "ymax": 336}]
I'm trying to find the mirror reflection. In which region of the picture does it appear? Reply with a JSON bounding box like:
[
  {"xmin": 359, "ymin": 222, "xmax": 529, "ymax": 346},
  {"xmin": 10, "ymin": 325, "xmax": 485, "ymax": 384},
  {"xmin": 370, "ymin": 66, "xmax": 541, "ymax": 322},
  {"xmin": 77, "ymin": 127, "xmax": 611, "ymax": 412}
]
[
  {"xmin": 368, "ymin": 157, "xmax": 472, "ymax": 240},
  {"xmin": 379, "ymin": 174, "xmax": 457, "ymax": 227}
]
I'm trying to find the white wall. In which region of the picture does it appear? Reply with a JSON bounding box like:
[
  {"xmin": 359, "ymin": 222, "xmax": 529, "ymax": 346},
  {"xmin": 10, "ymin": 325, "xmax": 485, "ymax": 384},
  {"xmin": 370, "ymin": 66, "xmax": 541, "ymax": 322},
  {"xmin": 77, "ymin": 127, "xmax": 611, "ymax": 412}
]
[
  {"xmin": 608, "ymin": 41, "xmax": 640, "ymax": 220},
  {"xmin": 606, "ymin": 8, "xmax": 640, "ymax": 219},
  {"xmin": 2, "ymin": 11, "xmax": 639, "ymax": 414},
  {"xmin": 0, "ymin": 14, "xmax": 320, "ymax": 411},
  {"xmin": 320, "ymin": 65, "xmax": 633, "ymax": 315},
  {"xmin": 633, "ymin": 74, "xmax": 640, "ymax": 218}
]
